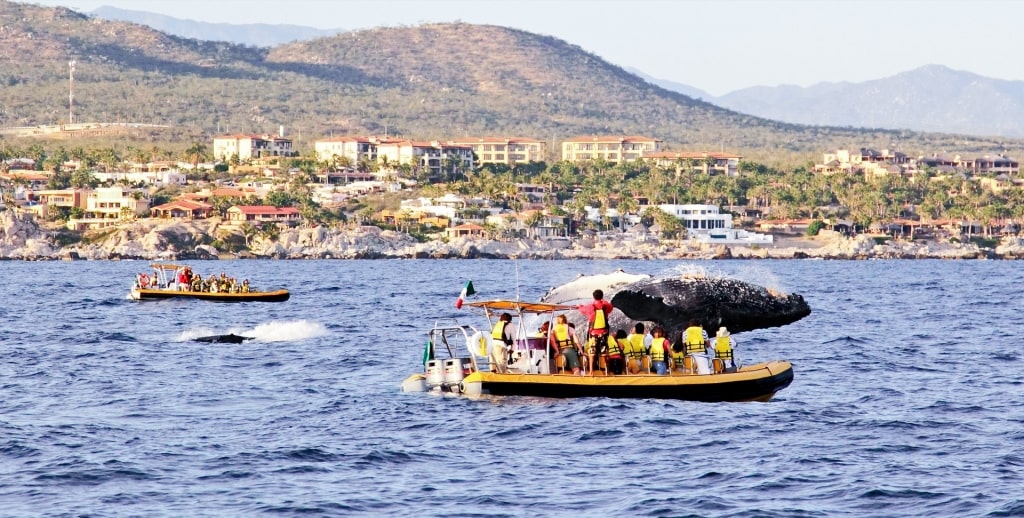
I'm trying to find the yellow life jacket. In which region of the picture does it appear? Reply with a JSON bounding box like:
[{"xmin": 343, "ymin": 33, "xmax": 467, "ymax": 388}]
[
  {"xmin": 607, "ymin": 338, "xmax": 625, "ymax": 357},
  {"xmin": 650, "ymin": 337, "xmax": 669, "ymax": 362},
  {"xmin": 684, "ymin": 326, "xmax": 705, "ymax": 354},
  {"xmin": 592, "ymin": 303, "xmax": 607, "ymax": 331},
  {"xmin": 672, "ymin": 350, "xmax": 686, "ymax": 366},
  {"xmin": 552, "ymin": 323, "xmax": 573, "ymax": 348},
  {"xmin": 626, "ymin": 333, "xmax": 647, "ymax": 359},
  {"xmin": 715, "ymin": 336, "xmax": 733, "ymax": 360},
  {"xmin": 491, "ymin": 321, "xmax": 512, "ymax": 345}
]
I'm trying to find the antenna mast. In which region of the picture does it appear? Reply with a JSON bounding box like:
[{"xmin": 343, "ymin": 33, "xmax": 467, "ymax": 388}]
[{"xmin": 68, "ymin": 59, "xmax": 76, "ymax": 125}]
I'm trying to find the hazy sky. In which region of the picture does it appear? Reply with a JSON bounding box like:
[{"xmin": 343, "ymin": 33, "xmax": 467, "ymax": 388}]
[{"xmin": 26, "ymin": 0, "xmax": 1024, "ymax": 96}]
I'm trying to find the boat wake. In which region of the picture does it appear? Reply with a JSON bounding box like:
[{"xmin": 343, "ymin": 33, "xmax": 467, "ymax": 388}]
[{"xmin": 175, "ymin": 319, "xmax": 329, "ymax": 343}]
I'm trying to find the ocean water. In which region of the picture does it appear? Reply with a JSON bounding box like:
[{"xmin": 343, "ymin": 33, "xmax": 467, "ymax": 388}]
[{"xmin": 0, "ymin": 259, "xmax": 1021, "ymax": 517}]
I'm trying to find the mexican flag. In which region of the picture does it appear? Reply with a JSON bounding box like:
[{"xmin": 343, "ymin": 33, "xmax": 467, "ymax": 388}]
[{"xmin": 455, "ymin": 280, "xmax": 476, "ymax": 309}]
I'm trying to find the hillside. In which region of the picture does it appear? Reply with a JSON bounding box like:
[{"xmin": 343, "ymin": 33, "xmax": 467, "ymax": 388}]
[{"xmin": 0, "ymin": 0, "xmax": 1018, "ymax": 158}]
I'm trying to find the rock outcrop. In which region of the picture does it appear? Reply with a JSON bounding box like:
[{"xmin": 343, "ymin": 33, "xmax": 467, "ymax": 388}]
[{"xmin": 2, "ymin": 211, "xmax": 1023, "ymax": 260}]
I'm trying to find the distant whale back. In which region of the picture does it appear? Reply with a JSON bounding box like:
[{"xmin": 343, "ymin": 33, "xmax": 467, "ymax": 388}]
[{"xmin": 194, "ymin": 333, "xmax": 253, "ymax": 344}]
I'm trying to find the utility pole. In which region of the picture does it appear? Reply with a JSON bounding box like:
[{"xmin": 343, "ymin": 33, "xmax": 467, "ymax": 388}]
[{"xmin": 68, "ymin": 59, "xmax": 76, "ymax": 125}]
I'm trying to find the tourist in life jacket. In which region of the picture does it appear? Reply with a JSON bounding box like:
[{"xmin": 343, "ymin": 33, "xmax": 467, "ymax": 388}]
[
  {"xmin": 605, "ymin": 329, "xmax": 628, "ymax": 375},
  {"xmin": 549, "ymin": 314, "xmax": 581, "ymax": 375},
  {"xmin": 624, "ymin": 322, "xmax": 651, "ymax": 374},
  {"xmin": 680, "ymin": 319, "xmax": 710, "ymax": 374},
  {"xmin": 648, "ymin": 326, "xmax": 671, "ymax": 375},
  {"xmin": 576, "ymin": 289, "xmax": 615, "ymax": 376},
  {"xmin": 491, "ymin": 313, "xmax": 515, "ymax": 364},
  {"xmin": 714, "ymin": 326, "xmax": 738, "ymax": 373}
]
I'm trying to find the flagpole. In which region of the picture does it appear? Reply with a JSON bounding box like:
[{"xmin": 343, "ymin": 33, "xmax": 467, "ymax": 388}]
[{"xmin": 513, "ymin": 256, "xmax": 520, "ymax": 301}]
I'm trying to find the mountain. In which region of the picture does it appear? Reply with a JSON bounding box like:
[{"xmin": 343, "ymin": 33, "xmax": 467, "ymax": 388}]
[
  {"xmin": 90, "ymin": 6, "xmax": 341, "ymax": 47},
  {"xmin": 625, "ymin": 67, "xmax": 714, "ymax": 102},
  {"xmin": 706, "ymin": 65, "xmax": 1024, "ymax": 138},
  {"xmin": 0, "ymin": 0, "xmax": 1015, "ymax": 157}
]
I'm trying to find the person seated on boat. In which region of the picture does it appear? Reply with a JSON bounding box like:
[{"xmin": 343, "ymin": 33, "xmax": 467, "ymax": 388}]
[
  {"xmin": 682, "ymin": 319, "xmax": 710, "ymax": 373},
  {"xmin": 549, "ymin": 314, "xmax": 581, "ymax": 375},
  {"xmin": 241, "ymin": 279, "xmax": 250, "ymax": 293},
  {"xmin": 713, "ymin": 326, "xmax": 738, "ymax": 373},
  {"xmin": 190, "ymin": 273, "xmax": 202, "ymax": 292},
  {"xmin": 648, "ymin": 326, "xmax": 671, "ymax": 376},
  {"xmin": 605, "ymin": 329, "xmax": 628, "ymax": 375},
  {"xmin": 625, "ymin": 323, "xmax": 651, "ymax": 374}
]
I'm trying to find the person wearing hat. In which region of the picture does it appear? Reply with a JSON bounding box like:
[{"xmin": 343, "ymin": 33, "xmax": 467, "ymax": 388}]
[{"xmin": 713, "ymin": 326, "xmax": 738, "ymax": 373}]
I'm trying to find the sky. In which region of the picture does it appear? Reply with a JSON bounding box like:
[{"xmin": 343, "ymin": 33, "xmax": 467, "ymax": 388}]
[{"xmin": 25, "ymin": 0, "xmax": 1024, "ymax": 96}]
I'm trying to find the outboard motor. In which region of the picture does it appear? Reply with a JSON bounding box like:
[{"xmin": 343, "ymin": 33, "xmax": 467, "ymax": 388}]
[
  {"xmin": 443, "ymin": 357, "xmax": 473, "ymax": 390},
  {"xmin": 425, "ymin": 359, "xmax": 445, "ymax": 391}
]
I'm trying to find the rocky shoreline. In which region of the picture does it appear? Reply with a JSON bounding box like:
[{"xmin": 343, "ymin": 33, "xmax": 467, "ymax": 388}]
[{"xmin": 2, "ymin": 211, "xmax": 1023, "ymax": 261}]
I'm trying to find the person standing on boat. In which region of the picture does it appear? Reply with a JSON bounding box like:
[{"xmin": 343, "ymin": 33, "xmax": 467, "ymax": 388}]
[
  {"xmin": 649, "ymin": 326, "xmax": 671, "ymax": 375},
  {"xmin": 577, "ymin": 289, "xmax": 615, "ymax": 376},
  {"xmin": 714, "ymin": 327, "xmax": 738, "ymax": 373},
  {"xmin": 491, "ymin": 313, "xmax": 515, "ymax": 364},
  {"xmin": 549, "ymin": 314, "xmax": 581, "ymax": 375}
]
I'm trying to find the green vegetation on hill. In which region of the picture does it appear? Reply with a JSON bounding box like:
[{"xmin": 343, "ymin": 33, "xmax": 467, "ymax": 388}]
[{"xmin": 1, "ymin": 0, "xmax": 1019, "ymax": 163}]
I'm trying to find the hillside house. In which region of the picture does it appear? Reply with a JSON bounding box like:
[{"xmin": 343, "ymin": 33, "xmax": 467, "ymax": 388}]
[
  {"xmin": 150, "ymin": 200, "xmax": 214, "ymax": 219},
  {"xmin": 642, "ymin": 151, "xmax": 742, "ymax": 176},
  {"xmin": 213, "ymin": 133, "xmax": 295, "ymax": 161},
  {"xmin": 447, "ymin": 137, "xmax": 547, "ymax": 167},
  {"xmin": 225, "ymin": 205, "xmax": 301, "ymax": 225},
  {"xmin": 560, "ymin": 135, "xmax": 662, "ymax": 163}
]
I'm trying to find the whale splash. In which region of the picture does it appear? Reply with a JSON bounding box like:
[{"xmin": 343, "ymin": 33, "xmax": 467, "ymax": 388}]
[{"xmin": 539, "ymin": 270, "xmax": 811, "ymax": 337}]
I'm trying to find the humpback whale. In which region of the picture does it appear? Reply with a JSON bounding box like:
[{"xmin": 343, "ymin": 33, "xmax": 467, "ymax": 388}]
[
  {"xmin": 540, "ymin": 270, "xmax": 811, "ymax": 338},
  {"xmin": 194, "ymin": 333, "xmax": 254, "ymax": 344}
]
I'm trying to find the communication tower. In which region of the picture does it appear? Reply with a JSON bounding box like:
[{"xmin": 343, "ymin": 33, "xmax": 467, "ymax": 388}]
[{"xmin": 68, "ymin": 59, "xmax": 76, "ymax": 125}]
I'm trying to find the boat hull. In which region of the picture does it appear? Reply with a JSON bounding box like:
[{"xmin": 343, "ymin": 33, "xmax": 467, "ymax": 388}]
[
  {"xmin": 130, "ymin": 288, "xmax": 290, "ymax": 302},
  {"xmin": 458, "ymin": 361, "xmax": 793, "ymax": 402}
]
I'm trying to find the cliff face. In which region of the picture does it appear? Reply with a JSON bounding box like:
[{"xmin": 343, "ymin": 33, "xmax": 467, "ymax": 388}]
[{"xmin": 0, "ymin": 211, "xmax": 55, "ymax": 258}]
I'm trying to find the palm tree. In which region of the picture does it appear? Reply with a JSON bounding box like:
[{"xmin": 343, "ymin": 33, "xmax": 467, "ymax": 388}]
[
  {"xmin": 240, "ymin": 222, "xmax": 259, "ymax": 248},
  {"xmin": 185, "ymin": 142, "xmax": 209, "ymax": 172},
  {"xmin": 617, "ymin": 195, "xmax": 639, "ymax": 231},
  {"xmin": 525, "ymin": 211, "xmax": 544, "ymax": 239}
]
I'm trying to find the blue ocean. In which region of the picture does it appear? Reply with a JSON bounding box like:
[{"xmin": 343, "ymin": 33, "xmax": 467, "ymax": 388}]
[{"xmin": 0, "ymin": 259, "xmax": 1021, "ymax": 517}]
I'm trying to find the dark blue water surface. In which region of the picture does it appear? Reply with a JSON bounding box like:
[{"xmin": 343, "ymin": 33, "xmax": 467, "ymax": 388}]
[{"xmin": 1, "ymin": 259, "xmax": 1022, "ymax": 517}]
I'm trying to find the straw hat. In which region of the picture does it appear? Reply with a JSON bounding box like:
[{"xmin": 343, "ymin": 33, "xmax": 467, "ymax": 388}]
[{"xmin": 716, "ymin": 327, "xmax": 730, "ymax": 337}]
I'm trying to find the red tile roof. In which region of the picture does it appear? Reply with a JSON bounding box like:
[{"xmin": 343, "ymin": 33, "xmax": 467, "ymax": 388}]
[
  {"xmin": 231, "ymin": 205, "xmax": 300, "ymax": 215},
  {"xmin": 562, "ymin": 135, "xmax": 661, "ymax": 143}
]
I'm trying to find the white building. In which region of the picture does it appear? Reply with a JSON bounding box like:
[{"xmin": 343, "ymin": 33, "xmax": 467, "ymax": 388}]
[
  {"xmin": 92, "ymin": 170, "xmax": 187, "ymax": 186},
  {"xmin": 213, "ymin": 133, "xmax": 294, "ymax": 161},
  {"xmin": 374, "ymin": 140, "xmax": 474, "ymax": 177},
  {"xmin": 657, "ymin": 204, "xmax": 773, "ymax": 244}
]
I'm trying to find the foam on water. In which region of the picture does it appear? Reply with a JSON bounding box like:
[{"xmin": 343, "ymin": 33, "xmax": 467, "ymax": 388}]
[{"xmin": 245, "ymin": 319, "xmax": 330, "ymax": 342}]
